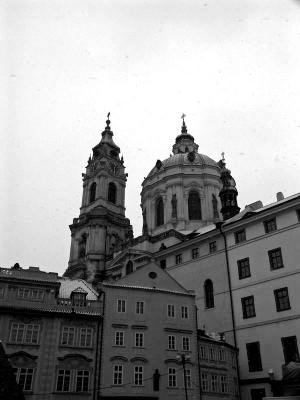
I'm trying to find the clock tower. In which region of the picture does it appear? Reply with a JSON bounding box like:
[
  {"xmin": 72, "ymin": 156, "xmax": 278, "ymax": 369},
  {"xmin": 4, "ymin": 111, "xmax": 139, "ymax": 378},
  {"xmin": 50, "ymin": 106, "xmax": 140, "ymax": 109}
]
[{"xmin": 64, "ymin": 114, "xmax": 133, "ymax": 284}]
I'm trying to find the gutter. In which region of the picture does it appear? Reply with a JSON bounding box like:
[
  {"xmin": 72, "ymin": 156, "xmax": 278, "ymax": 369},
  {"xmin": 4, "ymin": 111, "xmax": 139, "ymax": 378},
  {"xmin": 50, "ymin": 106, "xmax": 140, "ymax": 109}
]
[{"xmin": 216, "ymin": 221, "xmax": 241, "ymax": 400}]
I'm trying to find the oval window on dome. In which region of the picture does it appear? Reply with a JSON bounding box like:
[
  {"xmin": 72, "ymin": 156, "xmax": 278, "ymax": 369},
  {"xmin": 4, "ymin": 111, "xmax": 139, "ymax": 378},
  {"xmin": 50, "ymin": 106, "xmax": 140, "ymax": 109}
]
[{"xmin": 188, "ymin": 191, "xmax": 202, "ymax": 220}]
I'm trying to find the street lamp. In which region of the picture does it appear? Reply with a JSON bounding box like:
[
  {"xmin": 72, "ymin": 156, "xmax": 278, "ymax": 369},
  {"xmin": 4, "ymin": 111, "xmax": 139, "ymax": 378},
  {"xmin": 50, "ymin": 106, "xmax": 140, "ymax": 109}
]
[{"xmin": 176, "ymin": 353, "xmax": 190, "ymax": 400}]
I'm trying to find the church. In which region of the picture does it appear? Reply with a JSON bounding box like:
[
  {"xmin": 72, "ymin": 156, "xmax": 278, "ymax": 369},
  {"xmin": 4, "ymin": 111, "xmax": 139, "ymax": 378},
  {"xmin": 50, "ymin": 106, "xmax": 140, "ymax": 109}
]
[{"xmin": 64, "ymin": 114, "xmax": 300, "ymax": 400}]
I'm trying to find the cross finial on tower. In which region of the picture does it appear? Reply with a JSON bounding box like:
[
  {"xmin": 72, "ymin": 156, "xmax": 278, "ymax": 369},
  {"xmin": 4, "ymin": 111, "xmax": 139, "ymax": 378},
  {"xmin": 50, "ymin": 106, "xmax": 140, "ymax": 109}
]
[
  {"xmin": 221, "ymin": 151, "xmax": 225, "ymax": 162},
  {"xmin": 105, "ymin": 112, "xmax": 111, "ymax": 130},
  {"xmin": 181, "ymin": 113, "xmax": 187, "ymax": 133}
]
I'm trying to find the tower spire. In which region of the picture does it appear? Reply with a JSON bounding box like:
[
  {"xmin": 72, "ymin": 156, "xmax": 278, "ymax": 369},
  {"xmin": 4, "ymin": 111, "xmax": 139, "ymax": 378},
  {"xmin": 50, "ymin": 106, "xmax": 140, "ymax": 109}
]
[
  {"xmin": 105, "ymin": 112, "xmax": 111, "ymax": 131},
  {"xmin": 181, "ymin": 113, "xmax": 187, "ymax": 134}
]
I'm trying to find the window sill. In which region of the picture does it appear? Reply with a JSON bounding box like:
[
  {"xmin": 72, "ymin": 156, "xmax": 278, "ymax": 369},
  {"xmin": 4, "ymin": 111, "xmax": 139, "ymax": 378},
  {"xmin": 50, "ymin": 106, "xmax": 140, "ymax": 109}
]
[
  {"xmin": 7, "ymin": 342, "xmax": 40, "ymax": 347},
  {"xmin": 270, "ymin": 266, "xmax": 284, "ymax": 271},
  {"xmin": 276, "ymin": 307, "xmax": 291, "ymax": 312}
]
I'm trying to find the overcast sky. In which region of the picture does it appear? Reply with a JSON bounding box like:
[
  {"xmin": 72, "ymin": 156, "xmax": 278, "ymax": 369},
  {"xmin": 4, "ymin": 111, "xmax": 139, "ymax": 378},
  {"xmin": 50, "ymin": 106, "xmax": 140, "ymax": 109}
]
[{"xmin": 1, "ymin": 0, "xmax": 300, "ymax": 276}]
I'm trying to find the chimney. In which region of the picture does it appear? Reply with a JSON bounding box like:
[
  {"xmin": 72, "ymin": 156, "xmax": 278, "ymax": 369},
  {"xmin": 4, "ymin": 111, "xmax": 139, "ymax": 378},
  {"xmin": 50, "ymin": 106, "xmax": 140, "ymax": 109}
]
[{"xmin": 276, "ymin": 192, "xmax": 284, "ymax": 202}]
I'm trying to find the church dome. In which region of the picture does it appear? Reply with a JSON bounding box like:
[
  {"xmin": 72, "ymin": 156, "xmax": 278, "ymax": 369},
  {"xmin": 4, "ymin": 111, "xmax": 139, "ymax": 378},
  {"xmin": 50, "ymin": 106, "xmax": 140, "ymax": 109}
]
[
  {"xmin": 146, "ymin": 152, "xmax": 219, "ymax": 180},
  {"xmin": 141, "ymin": 117, "xmax": 223, "ymax": 236}
]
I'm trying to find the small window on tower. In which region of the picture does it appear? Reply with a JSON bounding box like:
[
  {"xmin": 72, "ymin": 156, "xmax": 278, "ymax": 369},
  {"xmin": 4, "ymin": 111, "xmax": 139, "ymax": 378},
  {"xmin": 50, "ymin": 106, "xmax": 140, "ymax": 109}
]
[
  {"xmin": 156, "ymin": 197, "xmax": 164, "ymax": 226},
  {"xmin": 89, "ymin": 182, "xmax": 96, "ymax": 203},
  {"xmin": 78, "ymin": 234, "xmax": 87, "ymax": 258},
  {"xmin": 108, "ymin": 182, "xmax": 117, "ymax": 204}
]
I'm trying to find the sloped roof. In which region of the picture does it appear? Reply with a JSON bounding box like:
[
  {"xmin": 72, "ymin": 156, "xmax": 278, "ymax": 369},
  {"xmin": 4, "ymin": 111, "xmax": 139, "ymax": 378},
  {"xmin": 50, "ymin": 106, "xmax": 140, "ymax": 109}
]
[
  {"xmin": 58, "ymin": 278, "xmax": 98, "ymax": 300},
  {"xmin": 104, "ymin": 262, "xmax": 194, "ymax": 297}
]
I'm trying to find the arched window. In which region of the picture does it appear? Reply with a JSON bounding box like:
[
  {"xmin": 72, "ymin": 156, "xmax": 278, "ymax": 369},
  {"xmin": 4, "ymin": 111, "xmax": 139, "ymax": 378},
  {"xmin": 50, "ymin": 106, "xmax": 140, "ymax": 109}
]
[
  {"xmin": 108, "ymin": 182, "xmax": 117, "ymax": 204},
  {"xmin": 89, "ymin": 182, "xmax": 96, "ymax": 203},
  {"xmin": 204, "ymin": 279, "xmax": 214, "ymax": 308},
  {"xmin": 188, "ymin": 191, "xmax": 202, "ymax": 220},
  {"xmin": 156, "ymin": 197, "xmax": 164, "ymax": 227},
  {"xmin": 126, "ymin": 261, "xmax": 133, "ymax": 275}
]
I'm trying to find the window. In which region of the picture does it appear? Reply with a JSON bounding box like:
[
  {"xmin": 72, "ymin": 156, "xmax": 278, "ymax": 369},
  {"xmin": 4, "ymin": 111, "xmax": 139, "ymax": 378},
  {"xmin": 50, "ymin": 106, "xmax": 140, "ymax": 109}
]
[
  {"xmin": 125, "ymin": 261, "xmax": 133, "ymax": 275},
  {"xmin": 134, "ymin": 366, "xmax": 143, "ymax": 386},
  {"xmin": 211, "ymin": 374, "xmax": 218, "ymax": 392},
  {"xmin": 89, "ymin": 182, "xmax": 96, "ymax": 203},
  {"xmin": 168, "ymin": 368, "xmax": 177, "ymax": 387},
  {"xmin": 108, "ymin": 182, "xmax": 117, "ymax": 204},
  {"xmin": 192, "ymin": 247, "xmax": 199, "ymax": 259},
  {"xmin": 204, "ymin": 279, "xmax": 214, "ymax": 308},
  {"xmin": 264, "ymin": 218, "xmax": 277, "ymax": 233},
  {"xmin": 117, "ymin": 299, "xmax": 126, "ymax": 313},
  {"xmin": 76, "ymin": 371, "xmax": 89, "ymax": 392},
  {"xmin": 281, "ymin": 336, "xmax": 300, "ymax": 363},
  {"xmin": 10, "ymin": 323, "xmax": 40, "ymax": 344},
  {"xmin": 113, "ymin": 365, "xmax": 123, "ymax": 385},
  {"xmin": 209, "ymin": 241, "xmax": 217, "ymax": 253},
  {"xmin": 200, "ymin": 345, "xmax": 207, "ymax": 359},
  {"xmin": 220, "ymin": 375, "xmax": 228, "ymax": 393},
  {"xmin": 188, "ymin": 191, "xmax": 202, "ymax": 220},
  {"xmin": 246, "ymin": 342, "xmax": 262, "ymax": 371},
  {"xmin": 136, "ymin": 301, "xmax": 144, "ymax": 314},
  {"xmin": 78, "ymin": 234, "xmax": 87, "ymax": 258},
  {"xmin": 269, "ymin": 248, "xmax": 284, "ymax": 270},
  {"xmin": 17, "ymin": 288, "xmax": 44, "ymax": 301},
  {"xmin": 235, "ymin": 229, "xmax": 246, "ymax": 244},
  {"xmin": 185, "ymin": 369, "xmax": 192, "ymax": 388},
  {"xmin": 115, "ymin": 331, "xmax": 124, "ymax": 346},
  {"xmin": 160, "ymin": 259, "xmax": 166, "ymax": 269},
  {"xmin": 175, "ymin": 254, "xmax": 182, "ymax": 265},
  {"xmin": 182, "ymin": 336, "xmax": 190, "ymax": 351},
  {"xmin": 241, "ymin": 296, "xmax": 256, "ymax": 319},
  {"xmin": 168, "ymin": 335, "xmax": 176, "ymax": 350},
  {"xmin": 274, "ymin": 287, "xmax": 291, "ymax": 311},
  {"xmin": 156, "ymin": 197, "xmax": 164, "ymax": 226},
  {"xmin": 56, "ymin": 369, "xmax": 71, "ymax": 392},
  {"xmin": 209, "ymin": 347, "xmax": 216, "ymax": 360},
  {"xmin": 201, "ymin": 372, "xmax": 209, "ymax": 391},
  {"xmin": 181, "ymin": 306, "xmax": 188, "ymax": 319},
  {"xmin": 297, "ymin": 209, "xmax": 300, "ymax": 222},
  {"xmin": 79, "ymin": 328, "xmax": 93, "ymax": 347},
  {"xmin": 13, "ymin": 368, "xmax": 34, "ymax": 391},
  {"xmin": 167, "ymin": 304, "xmax": 175, "ymax": 317},
  {"xmin": 219, "ymin": 348, "xmax": 226, "ymax": 361},
  {"xmin": 72, "ymin": 292, "xmax": 87, "ymax": 307},
  {"xmin": 135, "ymin": 332, "xmax": 144, "ymax": 347},
  {"xmin": 237, "ymin": 258, "xmax": 251, "ymax": 279},
  {"xmin": 61, "ymin": 326, "xmax": 75, "ymax": 346}
]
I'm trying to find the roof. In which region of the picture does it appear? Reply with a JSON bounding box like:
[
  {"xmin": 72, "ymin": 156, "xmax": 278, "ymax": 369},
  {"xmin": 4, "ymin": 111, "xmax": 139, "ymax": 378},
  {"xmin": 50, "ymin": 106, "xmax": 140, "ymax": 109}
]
[
  {"xmin": 0, "ymin": 266, "xmax": 58, "ymax": 284},
  {"xmin": 58, "ymin": 278, "xmax": 99, "ymax": 300},
  {"xmin": 145, "ymin": 152, "xmax": 219, "ymax": 179},
  {"xmin": 224, "ymin": 192, "xmax": 300, "ymax": 225}
]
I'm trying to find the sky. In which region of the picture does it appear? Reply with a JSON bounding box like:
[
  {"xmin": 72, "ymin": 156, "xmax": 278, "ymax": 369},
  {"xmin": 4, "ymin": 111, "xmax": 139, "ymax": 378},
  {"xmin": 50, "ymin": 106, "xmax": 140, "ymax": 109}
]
[{"xmin": 1, "ymin": 0, "xmax": 300, "ymax": 276}]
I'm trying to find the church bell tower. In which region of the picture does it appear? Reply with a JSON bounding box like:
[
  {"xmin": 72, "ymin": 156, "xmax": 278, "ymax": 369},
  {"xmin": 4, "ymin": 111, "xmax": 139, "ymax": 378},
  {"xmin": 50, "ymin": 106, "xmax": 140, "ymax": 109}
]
[
  {"xmin": 64, "ymin": 114, "xmax": 133, "ymax": 284},
  {"xmin": 218, "ymin": 155, "xmax": 240, "ymax": 220}
]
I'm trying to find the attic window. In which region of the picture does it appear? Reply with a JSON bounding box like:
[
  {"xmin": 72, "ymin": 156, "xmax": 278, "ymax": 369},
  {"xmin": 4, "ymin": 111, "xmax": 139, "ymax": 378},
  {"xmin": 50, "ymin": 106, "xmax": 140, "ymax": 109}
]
[
  {"xmin": 71, "ymin": 291, "xmax": 87, "ymax": 307},
  {"xmin": 149, "ymin": 272, "xmax": 157, "ymax": 279}
]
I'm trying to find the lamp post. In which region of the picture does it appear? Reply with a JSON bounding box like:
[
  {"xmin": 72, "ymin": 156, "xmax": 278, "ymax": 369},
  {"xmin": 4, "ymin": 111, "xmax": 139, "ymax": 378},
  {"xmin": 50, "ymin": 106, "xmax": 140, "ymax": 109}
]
[{"xmin": 176, "ymin": 353, "xmax": 190, "ymax": 400}]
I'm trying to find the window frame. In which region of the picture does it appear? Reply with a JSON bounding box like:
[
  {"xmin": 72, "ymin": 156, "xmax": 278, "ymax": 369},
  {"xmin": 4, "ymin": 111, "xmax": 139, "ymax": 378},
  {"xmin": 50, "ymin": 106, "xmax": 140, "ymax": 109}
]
[
  {"xmin": 13, "ymin": 367, "xmax": 34, "ymax": 392},
  {"xmin": 268, "ymin": 247, "xmax": 284, "ymax": 270},
  {"xmin": 264, "ymin": 218, "xmax": 277, "ymax": 233},
  {"xmin": 235, "ymin": 229, "xmax": 246, "ymax": 244},
  {"xmin": 10, "ymin": 323, "xmax": 40, "ymax": 344},
  {"xmin": 182, "ymin": 336, "xmax": 190, "ymax": 351},
  {"xmin": 168, "ymin": 368, "xmax": 177, "ymax": 388},
  {"xmin": 209, "ymin": 241, "xmax": 217, "ymax": 253},
  {"xmin": 133, "ymin": 365, "xmax": 143, "ymax": 386},
  {"xmin": 56, "ymin": 369, "xmax": 71, "ymax": 392},
  {"xmin": 75, "ymin": 370, "xmax": 90, "ymax": 392},
  {"xmin": 281, "ymin": 336, "xmax": 300, "ymax": 363},
  {"xmin": 274, "ymin": 287, "xmax": 291, "ymax": 312},
  {"xmin": 113, "ymin": 364, "xmax": 123, "ymax": 386},
  {"xmin": 241, "ymin": 295, "xmax": 256, "ymax": 319},
  {"xmin": 237, "ymin": 257, "xmax": 251, "ymax": 279},
  {"xmin": 115, "ymin": 331, "xmax": 124, "ymax": 347},
  {"xmin": 167, "ymin": 304, "xmax": 175, "ymax": 318},
  {"xmin": 175, "ymin": 254, "xmax": 182, "ymax": 265},
  {"xmin": 246, "ymin": 341, "xmax": 263, "ymax": 372},
  {"xmin": 168, "ymin": 335, "xmax": 176, "ymax": 350},
  {"xmin": 181, "ymin": 305, "xmax": 188, "ymax": 319},
  {"xmin": 79, "ymin": 327, "xmax": 93, "ymax": 347},
  {"xmin": 61, "ymin": 326, "xmax": 76, "ymax": 346},
  {"xmin": 134, "ymin": 332, "xmax": 144, "ymax": 348},
  {"xmin": 117, "ymin": 299, "xmax": 126, "ymax": 313},
  {"xmin": 204, "ymin": 279, "xmax": 214, "ymax": 309},
  {"xmin": 135, "ymin": 301, "xmax": 144, "ymax": 315},
  {"xmin": 192, "ymin": 247, "xmax": 199, "ymax": 259}
]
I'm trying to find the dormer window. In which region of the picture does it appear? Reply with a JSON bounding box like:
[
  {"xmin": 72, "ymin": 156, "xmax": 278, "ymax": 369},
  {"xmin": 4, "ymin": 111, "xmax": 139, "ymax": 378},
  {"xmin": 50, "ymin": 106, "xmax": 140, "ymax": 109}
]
[{"xmin": 71, "ymin": 289, "xmax": 87, "ymax": 307}]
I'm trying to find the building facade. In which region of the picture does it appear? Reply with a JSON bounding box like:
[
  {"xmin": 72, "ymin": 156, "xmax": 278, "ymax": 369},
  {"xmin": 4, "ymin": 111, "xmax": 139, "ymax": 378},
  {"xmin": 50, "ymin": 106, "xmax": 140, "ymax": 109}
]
[{"xmin": 0, "ymin": 265, "xmax": 102, "ymax": 399}]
